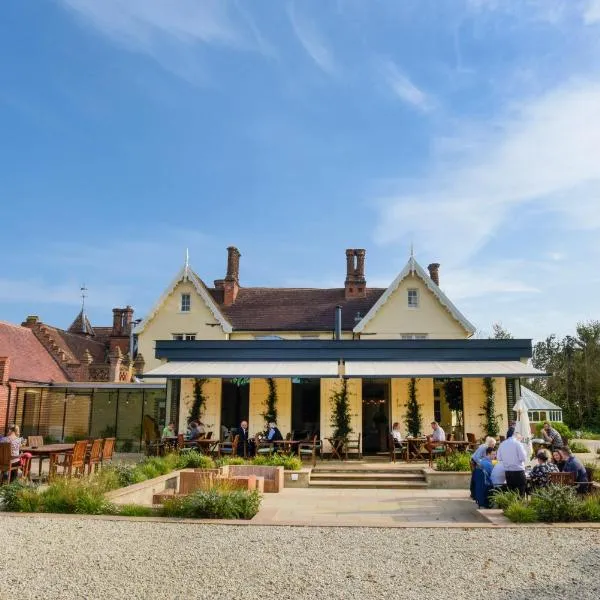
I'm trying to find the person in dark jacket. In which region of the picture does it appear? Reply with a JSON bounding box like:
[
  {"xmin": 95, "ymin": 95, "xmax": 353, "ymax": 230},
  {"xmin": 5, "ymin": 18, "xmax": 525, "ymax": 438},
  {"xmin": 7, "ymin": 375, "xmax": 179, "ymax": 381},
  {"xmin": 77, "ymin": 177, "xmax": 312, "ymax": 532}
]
[
  {"xmin": 266, "ymin": 422, "xmax": 283, "ymax": 442},
  {"xmin": 236, "ymin": 420, "xmax": 255, "ymax": 457},
  {"xmin": 559, "ymin": 446, "xmax": 589, "ymax": 493}
]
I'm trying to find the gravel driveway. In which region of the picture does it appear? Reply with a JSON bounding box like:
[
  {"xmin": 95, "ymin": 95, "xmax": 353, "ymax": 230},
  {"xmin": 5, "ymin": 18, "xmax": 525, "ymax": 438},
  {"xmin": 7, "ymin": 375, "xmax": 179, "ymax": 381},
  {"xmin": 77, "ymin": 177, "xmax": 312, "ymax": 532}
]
[{"xmin": 2, "ymin": 515, "xmax": 599, "ymax": 600}]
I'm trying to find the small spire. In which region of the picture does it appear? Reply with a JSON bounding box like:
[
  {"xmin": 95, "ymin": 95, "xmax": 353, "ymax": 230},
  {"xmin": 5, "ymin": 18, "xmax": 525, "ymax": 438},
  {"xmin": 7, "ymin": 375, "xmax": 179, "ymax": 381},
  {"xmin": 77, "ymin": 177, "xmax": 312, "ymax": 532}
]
[
  {"xmin": 410, "ymin": 241, "xmax": 414, "ymax": 258},
  {"xmin": 184, "ymin": 248, "xmax": 190, "ymax": 279},
  {"xmin": 409, "ymin": 242, "xmax": 416, "ymax": 273},
  {"xmin": 80, "ymin": 284, "xmax": 87, "ymax": 310}
]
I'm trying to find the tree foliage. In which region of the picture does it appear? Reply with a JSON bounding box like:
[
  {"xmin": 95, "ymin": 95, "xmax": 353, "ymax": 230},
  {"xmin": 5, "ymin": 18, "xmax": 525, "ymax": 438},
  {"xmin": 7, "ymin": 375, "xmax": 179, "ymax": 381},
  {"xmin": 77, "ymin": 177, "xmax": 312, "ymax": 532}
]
[
  {"xmin": 530, "ymin": 321, "xmax": 600, "ymax": 429},
  {"xmin": 404, "ymin": 378, "xmax": 422, "ymax": 437},
  {"xmin": 330, "ymin": 378, "xmax": 353, "ymax": 440},
  {"xmin": 190, "ymin": 378, "xmax": 208, "ymax": 422},
  {"xmin": 482, "ymin": 377, "xmax": 501, "ymax": 437},
  {"xmin": 492, "ymin": 322, "xmax": 513, "ymax": 340},
  {"xmin": 262, "ymin": 378, "xmax": 278, "ymax": 427}
]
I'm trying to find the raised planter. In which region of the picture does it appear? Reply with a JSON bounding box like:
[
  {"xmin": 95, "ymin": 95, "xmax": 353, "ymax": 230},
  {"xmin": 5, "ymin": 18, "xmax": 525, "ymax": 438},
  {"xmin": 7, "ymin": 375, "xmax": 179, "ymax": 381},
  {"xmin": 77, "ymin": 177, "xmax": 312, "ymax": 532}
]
[
  {"xmin": 106, "ymin": 471, "xmax": 179, "ymax": 506},
  {"xmin": 283, "ymin": 469, "xmax": 311, "ymax": 488},
  {"xmin": 424, "ymin": 468, "xmax": 471, "ymax": 489}
]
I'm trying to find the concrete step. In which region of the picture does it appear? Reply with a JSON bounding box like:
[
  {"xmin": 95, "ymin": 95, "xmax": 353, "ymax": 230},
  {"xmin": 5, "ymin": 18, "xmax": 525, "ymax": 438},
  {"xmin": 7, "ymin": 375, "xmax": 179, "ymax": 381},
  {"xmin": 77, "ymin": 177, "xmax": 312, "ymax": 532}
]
[
  {"xmin": 312, "ymin": 468, "xmax": 424, "ymax": 475},
  {"xmin": 310, "ymin": 472, "xmax": 425, "ymax": 481},
  {"xmin": 308, "ymin": 480, "xmax": 428, "ymax": 489}
]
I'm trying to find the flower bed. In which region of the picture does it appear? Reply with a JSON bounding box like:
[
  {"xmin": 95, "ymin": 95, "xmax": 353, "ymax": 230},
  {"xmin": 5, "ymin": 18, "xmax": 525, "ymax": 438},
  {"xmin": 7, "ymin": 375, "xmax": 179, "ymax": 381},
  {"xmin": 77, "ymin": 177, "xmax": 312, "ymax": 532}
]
[
  {"xmin": 492, "ymin": 485, "xmax": 600, "ymax": 523},
  {"xmin": 0, "ymin": 451, "xmax": 262, "ymax": 520}
]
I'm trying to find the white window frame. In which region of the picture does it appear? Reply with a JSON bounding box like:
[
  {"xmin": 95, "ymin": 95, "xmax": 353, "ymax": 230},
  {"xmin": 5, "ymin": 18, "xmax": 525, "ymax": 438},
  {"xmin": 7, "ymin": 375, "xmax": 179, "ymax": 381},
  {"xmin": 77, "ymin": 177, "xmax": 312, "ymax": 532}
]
[
  {"xmin": 401, "ymin": 334, "xmax": 428, "ymax": 340},
  {"xmin": 180, "ymin": 293, "xmax": 191, "ymax": 312},
  {"xmin": 172, "ymin": 333, "xmax": 196, "ymax": 341},
  {"xmin": 407, "ymin": 288, "xmax": 419, "ymax": 308}
]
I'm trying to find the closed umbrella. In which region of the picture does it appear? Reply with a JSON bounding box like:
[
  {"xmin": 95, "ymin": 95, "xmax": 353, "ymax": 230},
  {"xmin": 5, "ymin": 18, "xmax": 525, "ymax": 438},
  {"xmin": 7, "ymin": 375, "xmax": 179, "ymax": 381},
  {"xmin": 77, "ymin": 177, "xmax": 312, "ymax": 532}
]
[{"xmin": 512, "ymin": 398, "xmax": 533, "ymax": 459}]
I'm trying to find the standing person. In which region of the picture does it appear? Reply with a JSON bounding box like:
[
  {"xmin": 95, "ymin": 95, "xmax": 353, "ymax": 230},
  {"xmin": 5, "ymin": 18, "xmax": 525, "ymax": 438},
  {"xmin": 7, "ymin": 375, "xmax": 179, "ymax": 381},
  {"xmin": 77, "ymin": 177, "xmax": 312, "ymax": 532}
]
[
  {"xmin": 541, "ymin": 422, "xmax": 563, "ymax": 450},
  {"xmin": 559, "ymin": 447, "xmax": 589, "ymax": 493},
  {"xmin": 471, "ymin": 436, "xmax": 497, "ymax": 466},
  {"xmin": 496, "ymin": 428, "xmax": 527, "ymax": 495},
  {"xmin": 430, "ymin": 421, "xmax": 446, "ymax": 442}
]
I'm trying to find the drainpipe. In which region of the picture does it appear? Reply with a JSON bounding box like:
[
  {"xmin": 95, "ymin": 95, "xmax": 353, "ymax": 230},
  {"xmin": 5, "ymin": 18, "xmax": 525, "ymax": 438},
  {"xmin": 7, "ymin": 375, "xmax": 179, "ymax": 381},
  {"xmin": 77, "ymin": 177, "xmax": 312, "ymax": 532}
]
[{"xmin": 335, "ymin": 306, "xmax": 342, "ymax": 341}]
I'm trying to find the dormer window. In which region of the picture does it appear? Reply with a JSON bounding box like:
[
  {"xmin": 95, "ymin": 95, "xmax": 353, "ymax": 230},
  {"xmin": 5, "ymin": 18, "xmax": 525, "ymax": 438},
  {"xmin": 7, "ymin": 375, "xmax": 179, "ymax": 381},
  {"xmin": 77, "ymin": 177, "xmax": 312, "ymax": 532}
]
[
  {"xmin": 180, "ymin": 293, "xmax": 191, "ymax": 312},
  {"xmin": 407, "ymin": 289, "xmax": 419, "ymax": 308}
]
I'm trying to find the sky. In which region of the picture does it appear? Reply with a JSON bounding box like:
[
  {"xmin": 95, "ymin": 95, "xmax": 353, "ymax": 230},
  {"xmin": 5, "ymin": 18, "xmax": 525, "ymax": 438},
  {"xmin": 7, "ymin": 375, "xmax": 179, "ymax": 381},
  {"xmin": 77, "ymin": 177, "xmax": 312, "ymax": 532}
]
[{"xmin": 1, "ymin": 0, "xmax": 600, "ymax": 342}]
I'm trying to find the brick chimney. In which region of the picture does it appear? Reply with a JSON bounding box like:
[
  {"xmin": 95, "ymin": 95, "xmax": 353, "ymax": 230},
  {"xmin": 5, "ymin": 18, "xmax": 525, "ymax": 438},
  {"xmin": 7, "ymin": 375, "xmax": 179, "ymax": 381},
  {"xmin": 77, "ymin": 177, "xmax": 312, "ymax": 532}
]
[
  {"xmin": 0, "ymin": 357, "xmax": 10, "ymax": 384},
  {"xmin": 427, "ymin": 263, "xmax": 440, "ymax": 286},
  {"xmin": 345, "ymin": 249, "xmax": 367, "ymax": 299},
  {"xmin": 111, "ymin": 306, "xmax": 134, "ymax": 337},
  {"xmin": 215, "ymin": 246, "xmax": 241, "ymax": 306}
]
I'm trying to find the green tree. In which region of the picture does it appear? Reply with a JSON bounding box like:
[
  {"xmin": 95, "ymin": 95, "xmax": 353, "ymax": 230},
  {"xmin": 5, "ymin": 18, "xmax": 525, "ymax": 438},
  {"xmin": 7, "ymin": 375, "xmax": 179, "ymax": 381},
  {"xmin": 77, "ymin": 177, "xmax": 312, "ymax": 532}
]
[
  {"xmin": 404, "ymin": 378, "xmax": 422, "ymax": 437},
  {"xmin": 492, "ymin": 322, "xmax": 513, "ymax": 339},
  {"xmin": 262, "ymin": 378, "xmax": 278, "ymax": 428},
  {"xmin": 330, "ymin": 378, "xmax": 353, "ymax": 440},
  {"xmin": 482, "ymin": 377, "xmax": 500, "ymax": 437},
  {"xmin": 189, "ymin": 378, "xmax": 207, "ymax": 422}
]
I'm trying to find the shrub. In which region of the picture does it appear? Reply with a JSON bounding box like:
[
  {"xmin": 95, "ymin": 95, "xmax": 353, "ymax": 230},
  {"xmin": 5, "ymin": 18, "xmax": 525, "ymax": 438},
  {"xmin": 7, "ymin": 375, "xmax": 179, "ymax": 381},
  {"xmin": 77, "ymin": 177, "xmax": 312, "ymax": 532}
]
[
  {"xmin": 535, "ymin": 422, "xmax": 572, "ymax": 441},
  {"xmin": 490, "ymin": 489, "xmax": 523, "ymax": 510},
  {"xmin": 252, "ymin": 454, "xmax": 302, "ymax": 471},
  {"xmin": 0, "ymin": 480, "xmax": 36, "ymax": 512},
  {"xmin": 38, "ymin": 478, "xmax": 115, "ymax": 515},
  {"xmin": 215, "ymin": 457, "xmax": 249, "ymax": 467},
  {"xmin": 118, "ymin": 504, "xmax": 156, "ymax": 517},
  {"xmin": 504, "ymin": 501, "xmax": 538, "ymax": 523},
  {"xmin": 579, "ymin": 430, "xmax": 600, "ymax": 441},
  {"xmin": 434, "ymin": 452, "xmax": 471, "ymax": 472},
  {"xmin": 568, "ymin": 441, "xmax": 590, "ymax": 454},
  {"xmin": 583, "ymin": 461, "xmax": 598, "ymax": 481},
  {"xmin": 579, "ymin": 496, "xmax": 600, "ymax": 522},
  {"xmin": 161, "ymin": 488, "xmax": 261, "ymax": 520},
  {"xmin": 529, "ymin": 485, "xmax": 582, "ymax": 522},
  {"xmin": 176, "ymin": 451, "xmax": 215, "ymax": 470}
]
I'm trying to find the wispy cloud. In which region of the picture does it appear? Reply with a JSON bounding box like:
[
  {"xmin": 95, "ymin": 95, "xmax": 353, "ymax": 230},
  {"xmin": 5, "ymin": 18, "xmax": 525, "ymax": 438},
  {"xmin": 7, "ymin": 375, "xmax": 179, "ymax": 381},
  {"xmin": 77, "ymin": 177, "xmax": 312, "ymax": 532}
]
[
  {"xmin": 374, "ymin": 79, "xmax": 600, "ymax": 264},
  {"xmin": 58, "ymin": 0, "xmax": 262, "ymax": 81},
  {"xmin": 287, "ymin": 2, "xmax": 337, "ymax": 75},
  {"xmin": 584, "ymin": 0, "xmax": 600, "ymax": 24},
  {"xmin": 379, "ymin": 58, "xmax": 431, "ymax": 111}
]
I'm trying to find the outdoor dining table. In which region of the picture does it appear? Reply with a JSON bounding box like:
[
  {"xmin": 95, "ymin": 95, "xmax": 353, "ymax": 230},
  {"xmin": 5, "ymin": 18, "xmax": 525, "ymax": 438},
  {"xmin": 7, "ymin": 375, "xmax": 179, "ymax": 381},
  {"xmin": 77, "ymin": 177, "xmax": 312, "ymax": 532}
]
[
  {"xmin": 186, "ymin": 438, "xmax": 220, "ymax": 455},
  {"xmin": 325, "ymin": 437, "xmax": 345, "ymax": 460},
  {"xmin": 404, "ymin": 437, "xmax": 427, "ymax": 462},
  {"xmin": 443, "ymin": 440, "xmax": 471, "ymax": 453},
  {"xmin": 269, "ymin": 440, "xmax": 300, "ymax": 455},
  {"xmin": 21, "ymin": 444, "xmax": 75, "ymax": 477}
]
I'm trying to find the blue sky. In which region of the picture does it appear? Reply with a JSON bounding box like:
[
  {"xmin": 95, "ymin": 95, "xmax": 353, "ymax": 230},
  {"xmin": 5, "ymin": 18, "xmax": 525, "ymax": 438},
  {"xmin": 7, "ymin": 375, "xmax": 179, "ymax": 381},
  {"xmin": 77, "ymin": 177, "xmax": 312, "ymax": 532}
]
[{"xmin": 1, "ymin": 0, "xmax": 600, "ymax": 341}]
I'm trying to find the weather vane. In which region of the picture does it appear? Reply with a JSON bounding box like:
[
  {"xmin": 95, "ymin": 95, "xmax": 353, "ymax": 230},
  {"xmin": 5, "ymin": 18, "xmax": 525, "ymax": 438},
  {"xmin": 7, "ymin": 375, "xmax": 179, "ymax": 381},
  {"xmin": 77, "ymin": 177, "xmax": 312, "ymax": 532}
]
[{"xmin": 80, "ymin": 284, "xmax": 87, "ymax": 310}]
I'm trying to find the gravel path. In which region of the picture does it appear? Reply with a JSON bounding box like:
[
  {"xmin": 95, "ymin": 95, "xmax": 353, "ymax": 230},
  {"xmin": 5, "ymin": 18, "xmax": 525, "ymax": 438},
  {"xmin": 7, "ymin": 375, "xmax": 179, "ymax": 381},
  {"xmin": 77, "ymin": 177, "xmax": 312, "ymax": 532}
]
[{"xmin": 2, "ymin": 515, "xmax": 599, "ymax": 600}]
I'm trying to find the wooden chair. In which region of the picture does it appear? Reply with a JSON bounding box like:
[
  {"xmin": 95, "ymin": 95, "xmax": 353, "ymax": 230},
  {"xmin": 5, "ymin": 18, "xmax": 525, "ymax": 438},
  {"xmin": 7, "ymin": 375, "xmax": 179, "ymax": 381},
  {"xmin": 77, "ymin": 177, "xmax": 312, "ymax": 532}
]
[
  {"xmin": 446, "ymin": 433, "xmax": 454, "ymax": 442},
  {"xmin": 0, "ymin": 442, "xmax": 20, "ymax": 484},
  {"xmin": 219, "ymin": 434, "xmax": 239, "ymax": 458},
  {"xmin": 50, "ymin": 440, "xmax": 88, "ymax": 479},
  {"xmin": 86, "ymin": 439, "xmax": 103, "ymax": 475},
  {"xmin": 549, "ymin": 471, "xmax": 576, "ymax": 486},
  {"xmin": 466, "ymin": 433, "xmax": 478, "ymax": 451},
  {"xmin": 298, "ymin": 436, "xmax": 320, "ymax": 468},
  {"xmin": 27, "ymin": 435, "xmax": 44, "ymax": 447},
  {"xmin": 100, "ymin": 438, "xmax": 115, "ymax": 466},
  {"xmin": 423, "ymin": 435, "xmax": 447, "ymax": 468},
  {"xmin": 205, "ymin": 431, "xmax": 213, "ymax": 440},
  {"xmin": 344, "ymin": 434, "xmax": 362, "ymax": 460},
  {"xmin": 255, "ymin": 435, "xmax": 274, "ymax": 457},
  {"xmin": 389, "ymin": 434, "xmax": 405, "ymax": 463}
]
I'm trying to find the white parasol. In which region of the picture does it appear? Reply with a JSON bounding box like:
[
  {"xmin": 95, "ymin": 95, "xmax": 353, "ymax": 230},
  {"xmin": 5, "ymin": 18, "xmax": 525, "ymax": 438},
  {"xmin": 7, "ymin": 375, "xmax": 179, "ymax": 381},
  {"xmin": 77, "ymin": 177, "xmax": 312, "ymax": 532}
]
[{"xmin": 512, "ymin": 398, "xmax": 533, "ymax": 459}]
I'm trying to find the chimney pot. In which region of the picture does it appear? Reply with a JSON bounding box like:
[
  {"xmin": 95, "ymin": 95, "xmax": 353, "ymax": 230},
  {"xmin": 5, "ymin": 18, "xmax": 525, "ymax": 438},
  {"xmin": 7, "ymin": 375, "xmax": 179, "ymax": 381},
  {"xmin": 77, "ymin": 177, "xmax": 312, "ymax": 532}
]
[
  {"xmin": 427, "ymin": 263, "xmax": 440, "ymax": 286},
  {"xmin": 22, "ymin": 315, "xmax": 39, "ymax": 328}
]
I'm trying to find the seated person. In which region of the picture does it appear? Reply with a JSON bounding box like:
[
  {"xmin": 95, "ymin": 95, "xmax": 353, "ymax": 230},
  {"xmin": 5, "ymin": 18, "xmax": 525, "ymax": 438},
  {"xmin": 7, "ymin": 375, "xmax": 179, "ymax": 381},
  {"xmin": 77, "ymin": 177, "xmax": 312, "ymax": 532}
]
[
  {"xmin": 391, "ymin": 422, "xmax": 403, "ymax": 446},
  {"xmin": 430, "ymin": 421, "xmax": 446, "ymax": 443},
  {"xmin": 161, "ymin": 422, "xmax": 176, "ymax": 439},
  {"xmin": 236, "ymin": 420, "xmax": 255, "ymax": 457},
  {"xmin": 479, "ymin": 447, "xmax": 496, "ymax": 477},
  {"xmin": 188, "ymin": 421, "xmax": 204, "ymax": 441},
  {"xmin": 490, "ymin": 461, "xmax": 506, "ymax": 488},
  {"xmin": 0, "ymin": 425, "xmax": 26, "ymax": 478},
  {"xmin": 559, "ymin": 446, "xmax": 589, "ymax": 493},
  {"xmin": 541, "ymin": 421, "xmax": 563, "ymax": 450},
  {"xmin": 529, "ymin": 449, "xmax": 559, "ymax": 488},
  {"xmin": 551, "ymin": 449, "xmax": 566, "ymax": 472},
  {"xmin": 266, "ymin": 422, "xmax": 283, "ymax": 442}
]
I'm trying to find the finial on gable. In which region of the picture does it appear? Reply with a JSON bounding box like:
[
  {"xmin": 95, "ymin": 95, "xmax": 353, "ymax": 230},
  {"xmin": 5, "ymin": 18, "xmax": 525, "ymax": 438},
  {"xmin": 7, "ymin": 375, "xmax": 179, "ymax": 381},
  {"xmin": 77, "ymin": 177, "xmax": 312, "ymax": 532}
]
[
  {"xmin": 409, "ymin": 242, "xmax": 416, "ymax": 273},
  {"xmin": 80, "ymin": 284, "xmax": 87, "ymax": 311},
  {"xmin": 184, "ymin": 248, "xmax": 190, "ymax": 279}
]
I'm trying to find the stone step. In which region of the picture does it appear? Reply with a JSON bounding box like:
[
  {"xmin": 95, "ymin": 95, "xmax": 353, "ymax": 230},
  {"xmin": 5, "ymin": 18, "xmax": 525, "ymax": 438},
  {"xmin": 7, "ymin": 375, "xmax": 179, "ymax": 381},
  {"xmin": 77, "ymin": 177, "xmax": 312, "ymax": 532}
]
[
  {"xmin": 310, "ymin": 472, "xmax": 425, "ymax": 481},
  {"xmin": 308, "ymin": 480, "xmax": 428, "ymax": 489},
  {"xmin": 312, "ymin": 469, "xmax": 424, "ymax": 475}
]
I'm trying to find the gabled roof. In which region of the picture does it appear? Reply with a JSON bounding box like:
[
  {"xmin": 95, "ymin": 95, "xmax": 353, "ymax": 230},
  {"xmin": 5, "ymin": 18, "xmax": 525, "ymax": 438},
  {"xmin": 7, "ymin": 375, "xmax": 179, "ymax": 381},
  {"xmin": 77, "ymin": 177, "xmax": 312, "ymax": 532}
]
[
  {"xmin": 353, "ymin": 256, "xmax": 476, "ymax": 335},
  {"xmin": 0, "ymin": 322, "xmax": 68, "ymax": 383},
  {"xmin": 68, "ymin": 309, "xmax": 95, "ymax": 336},
  {"xmin": 520, "ymin": 386, "xmax": 562, "ymax": 412},
  {"xmin": 135, "ymin": 263, "xmax": 232, "ymax": 334},
  {"xmin": 211, "ymin": 287, "xmax": 384, "ymax": 331}
]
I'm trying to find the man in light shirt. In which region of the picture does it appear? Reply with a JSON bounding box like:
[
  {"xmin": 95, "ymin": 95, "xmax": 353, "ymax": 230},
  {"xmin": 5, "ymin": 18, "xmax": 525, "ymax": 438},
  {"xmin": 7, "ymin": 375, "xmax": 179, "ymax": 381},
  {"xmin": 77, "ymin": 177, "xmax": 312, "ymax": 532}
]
[
  {"xmin": 496, "ymin": 428, "xmax": 527, "ymax": 495},
  {"xmin": 490, "ymin": 461, "xmax": 506, "ymax": 487},
  {"xmin": 430, "ymin": 421, "xmax": 446, "ymax": 442}
]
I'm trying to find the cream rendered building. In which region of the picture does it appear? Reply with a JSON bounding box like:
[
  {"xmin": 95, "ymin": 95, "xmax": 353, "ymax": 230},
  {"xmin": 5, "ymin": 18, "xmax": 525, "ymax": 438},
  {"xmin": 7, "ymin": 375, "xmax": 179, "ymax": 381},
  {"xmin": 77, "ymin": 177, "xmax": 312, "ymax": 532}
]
[{"xmin": 138, "ymin": 247, "xmax": 538, "ymax": 452}]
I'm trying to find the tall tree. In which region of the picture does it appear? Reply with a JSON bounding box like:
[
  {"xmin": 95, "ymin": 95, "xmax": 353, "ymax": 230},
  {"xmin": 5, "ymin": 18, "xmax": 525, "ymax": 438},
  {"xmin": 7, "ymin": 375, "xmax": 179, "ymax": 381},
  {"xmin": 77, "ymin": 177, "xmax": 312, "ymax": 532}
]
[
  {"xmin": 404, "ymin": 378, "xmax": 422, "ymax": 437},
  {"xmin": 492, "ymin": 322, "xmax": 513, "ymax": 339},
  {"xmin": 262, "ymin": 378, "xmax": 278, "ymax": 428},
  {"xmin": 330, "ymin": 378, "xmax": 352, "ymax": 440}
]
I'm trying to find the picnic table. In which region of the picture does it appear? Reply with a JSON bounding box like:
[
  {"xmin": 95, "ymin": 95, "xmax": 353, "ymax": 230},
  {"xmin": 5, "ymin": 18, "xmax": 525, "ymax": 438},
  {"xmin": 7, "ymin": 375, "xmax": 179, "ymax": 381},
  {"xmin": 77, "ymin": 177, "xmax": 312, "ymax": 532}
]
[{"xmin": 21, "ymin": 444, "xmax": 75, "ymax": 477}]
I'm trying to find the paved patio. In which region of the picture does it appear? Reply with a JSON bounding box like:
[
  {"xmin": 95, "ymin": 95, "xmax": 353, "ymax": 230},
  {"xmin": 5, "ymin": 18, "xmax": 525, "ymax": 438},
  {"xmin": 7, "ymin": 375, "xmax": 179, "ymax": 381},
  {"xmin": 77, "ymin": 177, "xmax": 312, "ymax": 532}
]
[{"xmin": 254, "ymin": 487, "xmax": 487, "ymax": 526}]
